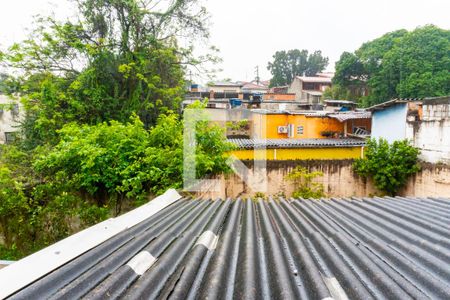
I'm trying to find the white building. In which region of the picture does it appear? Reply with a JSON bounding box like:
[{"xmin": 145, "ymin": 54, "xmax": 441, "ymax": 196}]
[
  {"xmin": 369, "ymin": 97, "xmax": 450, "ymax": 164},
  {"xmin": 407, "ymin": 97, "xmax": 450, "ymax": 164},
  {"xmin": 0, "ymin": 95, "xmax": 23, "ymax": 144}
]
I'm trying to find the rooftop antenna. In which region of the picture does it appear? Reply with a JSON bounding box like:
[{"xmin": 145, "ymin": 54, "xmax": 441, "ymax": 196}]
[{"xmin": 255, "ymin": 66, "xmax": 260, "ymax": 85}]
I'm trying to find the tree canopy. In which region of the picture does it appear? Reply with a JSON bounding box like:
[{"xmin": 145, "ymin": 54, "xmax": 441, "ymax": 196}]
[
  {"xmin": 332, "ymin": 25, "xmax": 450, "ymax": 106},
  {"xmin": 0, "ymin": 0, "xmax": 230, "ymax": 259},
  {"xmin": 267, "ymin": 49, "xmax": 329, "ymax": 87},
  {"xmin": 353, "ymin": 138, "xmax": 421, "ymax": 196},
  {"xmin": 1, "ymin": 0, "xmax": 215, "ymax": 146}
]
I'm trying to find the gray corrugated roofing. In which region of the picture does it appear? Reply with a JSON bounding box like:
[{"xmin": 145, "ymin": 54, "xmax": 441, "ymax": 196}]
[
  {"xmin": 228, "ymin": 138, "xmax": 366, "ymax": 149},
  {"xmin": 328, "ymin": 111, "xmax": 371, "ymax": 122},
  {"xmin": 6, "ymin": 196, "xmax": 450, "ymax": 299},
  {"xmin": 366, "ymin": 98, "xmax": 422, "ymax": 111}
]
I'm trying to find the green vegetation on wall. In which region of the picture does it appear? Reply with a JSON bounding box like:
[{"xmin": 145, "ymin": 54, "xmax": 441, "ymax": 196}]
[
  {"xmin": 353, "ymin": 138, "xmax": 421, "ymax": 196},
  {"xmin": 286, "ymin": 166, "xmax": 325, "ymax": 199}
]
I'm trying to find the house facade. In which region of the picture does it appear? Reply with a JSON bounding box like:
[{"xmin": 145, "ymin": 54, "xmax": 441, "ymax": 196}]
[
  {"xmin": 288, "ymin": 76, "xmax": 332, "ymax": 103},
  {"xmin": 407, "ymin": 97, "xmax": 450, "ymax": 164},
  {"xmin": 250, "ymin": 110, "xmax": 371, "ymax": 140},
  {"xmin": 369, "ymin": 97, "xmax": 450, "ymax": 164},
  {"xmin": 207, "ymin": 81, "xmax": 243, "ymax": 93},
  {"xmin": 0, "ymin": 95, "xmax": 23, "ymax": 144}
]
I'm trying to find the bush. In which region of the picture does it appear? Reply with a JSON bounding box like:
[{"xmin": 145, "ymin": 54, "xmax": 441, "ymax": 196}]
[
  {"xmin": 0, "ymin": 106, "xmax": 233, "ymax": 259},
  {"xmin": 286, "ymin": 166, "xmax": 325, "ymax": 199},
  {"xmin": 353, "ymin": 138, "xmax": 420, "ymax": 196}
]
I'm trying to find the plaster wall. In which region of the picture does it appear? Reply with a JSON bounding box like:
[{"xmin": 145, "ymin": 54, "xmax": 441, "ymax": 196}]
[
  {"xmin": 0, "ymin": 95, "xmax": 23, "ymax": 144},
  {"xmin": 195, "ymin": 160, "xmax": 450, "ymax": 200},
  {"xmin": 407, "ymin": 102, "xmax": 450, "ymax": 164},
  {"xmin": 371, "ymin": 103, "xmax": 407, "ymax": 143}
]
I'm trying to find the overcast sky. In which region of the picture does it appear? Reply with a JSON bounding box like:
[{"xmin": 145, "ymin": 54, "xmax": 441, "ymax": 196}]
[{"xmin": 0, "ymin": 0, "xmax": 449, "ymax": 82}]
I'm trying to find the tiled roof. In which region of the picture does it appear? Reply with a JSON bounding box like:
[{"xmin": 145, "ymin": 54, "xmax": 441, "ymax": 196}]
[
  {"xmin": 4, "ymin": 195, "xmax": 450, "ymax": 299},
  {"xmin": 296, "ymin": 76, "xmax": 332, "ymax": 83},
  {"xmin": 228, "ymin": 138, "xmax": 366, "ymax": 149},
  {"xmin": 241, "ymin": 82, "xmax": 269, "ymax": 90},
  {"xmin": 208, "ymin": 81, "xmax": 243, "ymax": 87},
  {"xmin": 317, "ymin": 72, "xmax": 335, "ymax": 78}
]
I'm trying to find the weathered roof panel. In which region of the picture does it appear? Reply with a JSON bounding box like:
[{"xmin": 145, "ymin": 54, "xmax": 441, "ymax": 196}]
[
  {"xmin": 328, "ymin": 111, "xmax": 371, "ymax": 122},
  {"xmin": 228, "ymin": 138, "xmax": 366, "ymax": 149},
  {"xmin": 3, "ymin": 196, "xmax": 450, "ymax": 299},
  {"xmin": 366, "ymin": 98, "xmax": 422, "ymax": 111}
]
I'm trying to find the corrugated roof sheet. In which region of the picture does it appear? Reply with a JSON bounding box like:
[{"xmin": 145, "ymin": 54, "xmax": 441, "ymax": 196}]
[
  {"xmin": 328, "ymin": 111, "xmax": 371, "ymax": 122},
  {"xmin": 366, "ymin": 98, "xmax": 422, "ymax": 111},
  {"xmin": 228, "ymin": 138, "xmax": 366, "ymax": 149},
  {"xmin": 5, "ymin": 196, "xmax": 450, "ymax": 299}
]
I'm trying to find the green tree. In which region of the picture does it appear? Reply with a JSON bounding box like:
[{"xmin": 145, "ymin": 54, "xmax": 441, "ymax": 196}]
[
  {"xmin": 34, "ymin": 104, "xmax": 233, "ymax": 208},
  {"xmin": 0, "ymin": 166, "xmax": 30, "ymax": 258},
  {"xmin": 1, "ymin": 0, "xmax": 214, "ymax": 148},
  {"xmin": 0, "ymin": 103, "xmax": 233, "ymax": 258},
  {"xmin": 267, "ymin": 49, "xmax": 329, "ymax": 87},
  {"xmin": 0, "ymin": 0, "xmax": 229, "ymax": 259},
  {"xmin": 333, "ymin": 25, "xmax": 450, "ymax": 106},
  {"xmin": 353, "ymin": 138, "xmax": 421, "ymax": 196}
]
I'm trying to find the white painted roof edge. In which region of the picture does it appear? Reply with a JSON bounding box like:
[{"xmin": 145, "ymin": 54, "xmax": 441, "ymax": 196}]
[{"xmin": 0, "ymin": 188, "xmax": 182, "ymax": 299}]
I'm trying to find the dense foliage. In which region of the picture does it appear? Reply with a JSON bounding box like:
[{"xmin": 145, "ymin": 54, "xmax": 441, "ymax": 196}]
[
  {"xmin": 332, "ymin": 25, "xmax": 450, "ymax": 106},
  {"xmin": 286, "ymin": 166, "xmax": 325, "ymax": 199},
  {"xmin": 1, "ymin": 0, "xmax": 216, "ymax": 147},
  {"xmin": 353, "ymin": 138, "xmax": 421, "ymax": 196},
  {"xmin": 267, "ymin": 49, "xmax": 329, "ymax": 87},
  {"xmin": 0, "ymin": 108, "xmax": 232, "ymax": 259},
  {"xmin": 0, "ymin": 0, "xmax": 229, "ymax": 259}
]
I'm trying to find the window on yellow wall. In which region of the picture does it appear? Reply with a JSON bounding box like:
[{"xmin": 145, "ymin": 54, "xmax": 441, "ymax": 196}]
[{"xmin": 297, "ymin": 126, "xmax": 304, "ymax": 135}]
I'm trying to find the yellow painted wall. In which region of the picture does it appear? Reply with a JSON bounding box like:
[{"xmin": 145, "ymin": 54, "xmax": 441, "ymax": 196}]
[
  {"xmin": 251, "ymin": 113, "xmax": 346, "ymax": 139},
  {"xmin": 230, "ymin": 147, "xmax": 363, "ymax": 160}
]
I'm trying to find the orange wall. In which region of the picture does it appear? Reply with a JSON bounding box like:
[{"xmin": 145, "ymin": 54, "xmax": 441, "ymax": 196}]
[
  {"xmin": 263, "ymin": 93, "xmax": 296, "ymax": 101},
  {"xmin": 251, "ymin": 113, "xmax": 348, "ymax": 139}
]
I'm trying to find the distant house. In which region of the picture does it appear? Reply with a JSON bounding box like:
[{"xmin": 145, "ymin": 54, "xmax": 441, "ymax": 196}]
[
  {"xmin": 368, "ymin": 97, "xmax": 450, "ymax": 164},
  {"xmin": 241, "ymin": 81, "xmax": 269, "ymax": 94},
  {"xmin": 0, "ymin": 95, "xmax": 23, "ymax": 144},
  {"xmin": 288, "ymin": 76, "xmax": 332, "ymax": 103},
  {"xmin": 269, "ymin": 85, "xmax": 289, "ymax": 94},
  {"xmin": 249, "ymin": 110, "xmax": 371, "ymax": 140},
  {"xmin": 368, "ymin": 98, "xmax": 422, "ymax": 143},
  {"xmin": 207, "ymin": 81, "xmax": 243, "ymax": 94}
]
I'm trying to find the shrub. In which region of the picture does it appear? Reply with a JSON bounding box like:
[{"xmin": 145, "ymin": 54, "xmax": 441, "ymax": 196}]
[{"xmin": 353, "ymin": 138, "xmax": 420, "ymax": 196}]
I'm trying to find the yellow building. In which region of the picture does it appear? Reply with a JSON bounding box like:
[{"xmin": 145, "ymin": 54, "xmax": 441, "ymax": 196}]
[
  {"xmin": 228, "ymin": 138, "xmax": 365, "ymax": 160},
  {"xmin": 250, "ymin": 110, "xmax": 371, "ymax": 139}
]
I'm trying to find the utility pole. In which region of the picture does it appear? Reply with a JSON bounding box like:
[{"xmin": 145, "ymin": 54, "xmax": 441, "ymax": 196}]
[{"xmin": 255, "ymin": 66, "xmax": 260, "ymax": 85}]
